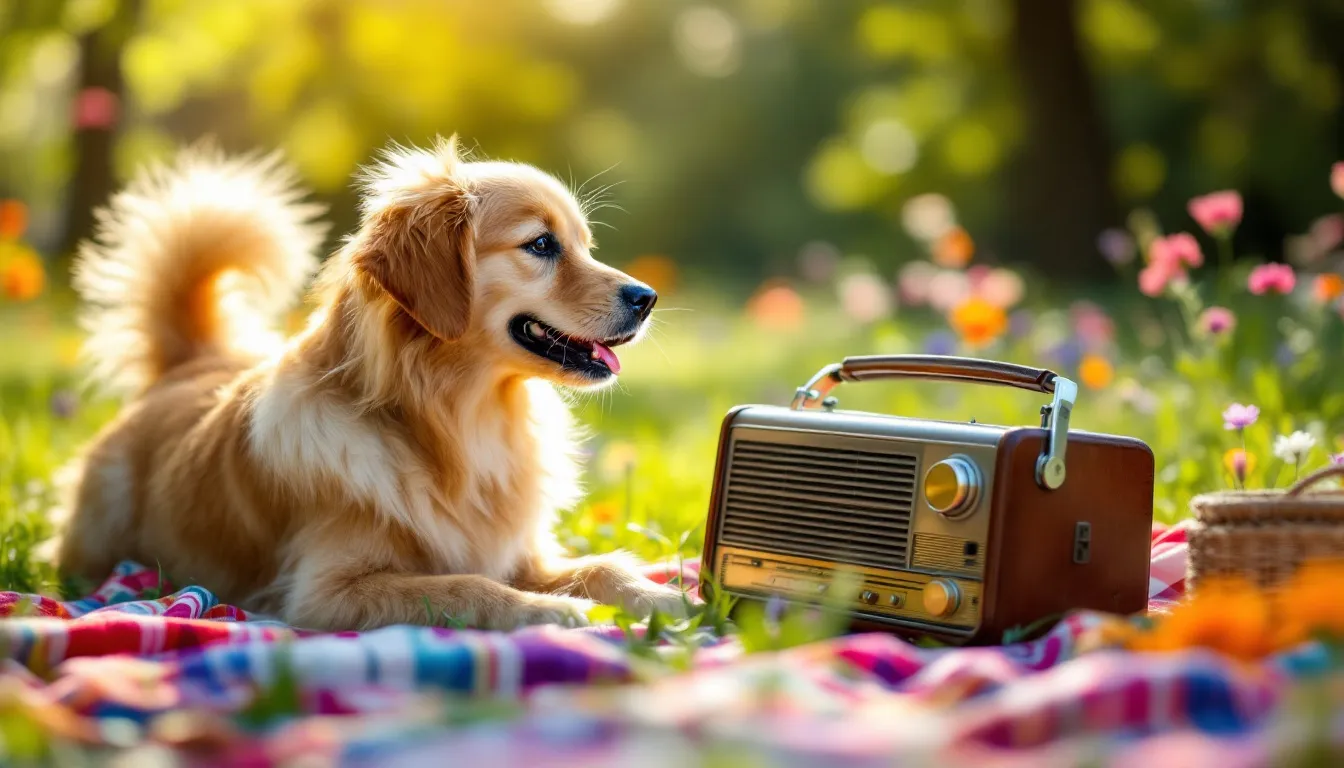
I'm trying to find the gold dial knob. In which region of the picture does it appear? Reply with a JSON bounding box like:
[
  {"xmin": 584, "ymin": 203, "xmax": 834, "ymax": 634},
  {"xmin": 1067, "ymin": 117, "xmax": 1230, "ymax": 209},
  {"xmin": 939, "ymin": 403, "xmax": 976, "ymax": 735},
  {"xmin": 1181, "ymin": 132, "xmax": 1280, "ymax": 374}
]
[
  {"xmin": 922, "ymin": 578, "xmax": 961, "ymax": 618},
  {"xmin": 923, "ymin": 456, "xmax": 981, "ymax": 519}
]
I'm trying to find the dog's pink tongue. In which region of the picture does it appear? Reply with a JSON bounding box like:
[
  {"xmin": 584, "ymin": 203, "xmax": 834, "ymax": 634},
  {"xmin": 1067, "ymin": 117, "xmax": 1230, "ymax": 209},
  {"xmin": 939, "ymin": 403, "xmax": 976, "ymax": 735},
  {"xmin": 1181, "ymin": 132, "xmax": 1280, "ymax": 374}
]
[{"xmin": 592, "ymin": 342, "xmax": 621, "ymax": 374}]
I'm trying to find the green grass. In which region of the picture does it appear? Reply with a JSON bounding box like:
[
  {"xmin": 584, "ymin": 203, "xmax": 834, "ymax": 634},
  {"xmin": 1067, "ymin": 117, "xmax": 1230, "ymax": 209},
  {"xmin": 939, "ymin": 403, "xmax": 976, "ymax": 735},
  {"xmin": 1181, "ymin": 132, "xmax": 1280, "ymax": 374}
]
[
  {"xmin": 5, "ymin": 274, "xmax": 1344, "ymax": 762},
  {"xmin": 2, "ymin": 277, "xmax": 1342, "ymax": 602}
]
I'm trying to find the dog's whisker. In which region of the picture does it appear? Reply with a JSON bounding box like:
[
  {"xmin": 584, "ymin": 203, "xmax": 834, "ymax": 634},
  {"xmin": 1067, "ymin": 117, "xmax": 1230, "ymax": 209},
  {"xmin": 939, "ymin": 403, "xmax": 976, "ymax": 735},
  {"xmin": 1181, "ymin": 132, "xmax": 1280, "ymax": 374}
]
[
  {"xmin": 576, "ymin": 166, "xmax": 621, "ymax": 199},
  {"xmin": 645, "ymin": 331, "xmax": 673, "ymax": 366}
]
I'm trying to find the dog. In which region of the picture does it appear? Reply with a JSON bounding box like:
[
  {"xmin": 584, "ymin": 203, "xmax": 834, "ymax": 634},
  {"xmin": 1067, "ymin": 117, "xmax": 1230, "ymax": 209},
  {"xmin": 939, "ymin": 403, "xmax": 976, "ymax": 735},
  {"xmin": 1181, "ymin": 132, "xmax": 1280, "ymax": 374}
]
[{"xmin": 55, "ymin": 137, "xmax": 687, "ymax": 630}]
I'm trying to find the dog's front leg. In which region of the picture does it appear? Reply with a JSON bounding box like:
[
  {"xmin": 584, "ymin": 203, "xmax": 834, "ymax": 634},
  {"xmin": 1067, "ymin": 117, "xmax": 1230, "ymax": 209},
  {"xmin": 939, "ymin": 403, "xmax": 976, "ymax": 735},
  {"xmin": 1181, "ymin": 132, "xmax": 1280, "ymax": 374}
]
[
  {"xmin": 284, "ymin": 568, "xmax": 595, "ymax": 631},
  {"xmin": 514, "ymin": 550, "xmax": 690, "ymax": 619}
]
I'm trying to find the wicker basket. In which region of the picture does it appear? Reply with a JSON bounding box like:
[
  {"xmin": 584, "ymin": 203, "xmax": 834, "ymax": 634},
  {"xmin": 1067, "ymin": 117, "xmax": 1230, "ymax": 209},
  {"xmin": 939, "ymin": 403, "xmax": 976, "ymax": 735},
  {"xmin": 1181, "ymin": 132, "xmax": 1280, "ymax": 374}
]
[{"xmin": 1187, "ymin": 465, "xmax": 1344, "ymax": 590}]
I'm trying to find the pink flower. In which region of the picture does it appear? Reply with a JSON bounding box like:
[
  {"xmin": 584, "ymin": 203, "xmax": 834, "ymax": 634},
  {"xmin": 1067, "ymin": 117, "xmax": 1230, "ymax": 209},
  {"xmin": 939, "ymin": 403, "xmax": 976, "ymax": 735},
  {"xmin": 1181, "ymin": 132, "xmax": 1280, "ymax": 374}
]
[
  {"xmin": 1199, "ymin": 306, "xmax": 1236, "ymax": 336},
  {"xmin": 964, "ymin": 264, "xmax": 992, "ymax": 292},
  {"xmin": 1332, "ymin": 162, "xmax": 1344, "ymax": 200},
  {"xmin": 1312, "ymin": 215, "xmax": 1344, "ymax": 253},
  {"xmin": 976, "ymin": 268, "xmax": 1025, "ymax": 309},
  {"xmin": 1138, "ymin": 259, "xmax": 1180, "ymax": 297},
  {"xmin": 1247, "ymin": 263, "xmax": 1297, "ymax": 295},
  {"xmin": 1188, "ymin": 191, "xmax": 1243, "ymax": 237},
  {"xmin": 897, "ymin": 260, "xmax": 938, "ymax": 307},
  {"xmin": 73, "ymin": 87, "xmax": 119, "ymax": 130},
  {"xmin": 1071, "ymin": 301, "xmax": 1114, "ymax": 349},
  {"xmin": 1150, "ymin": 233, "xmax": 1203, "ymax": 269},
  {"xmin": 837, "ymin": 272, "xmax": 892, "ymax": 324},
  {"xmin": 926, "ymin": 269, "xmax": 971, "ymax": 313}
]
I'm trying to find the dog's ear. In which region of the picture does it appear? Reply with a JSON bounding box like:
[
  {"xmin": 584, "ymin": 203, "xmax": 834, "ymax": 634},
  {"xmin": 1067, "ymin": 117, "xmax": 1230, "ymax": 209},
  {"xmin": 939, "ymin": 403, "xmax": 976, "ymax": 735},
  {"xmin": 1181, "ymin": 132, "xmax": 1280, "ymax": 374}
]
[{"xmin": 356, "ymin": 179, "xmax": 476, "ymax": 342}]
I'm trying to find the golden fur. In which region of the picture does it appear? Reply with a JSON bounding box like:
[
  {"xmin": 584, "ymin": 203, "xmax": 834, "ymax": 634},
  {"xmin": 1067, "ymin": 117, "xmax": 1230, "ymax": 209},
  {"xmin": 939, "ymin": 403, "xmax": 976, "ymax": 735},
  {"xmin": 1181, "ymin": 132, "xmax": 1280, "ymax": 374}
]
[{"xmin": 56, "ymin": 138, "xmax": 683, "ymax": 630}]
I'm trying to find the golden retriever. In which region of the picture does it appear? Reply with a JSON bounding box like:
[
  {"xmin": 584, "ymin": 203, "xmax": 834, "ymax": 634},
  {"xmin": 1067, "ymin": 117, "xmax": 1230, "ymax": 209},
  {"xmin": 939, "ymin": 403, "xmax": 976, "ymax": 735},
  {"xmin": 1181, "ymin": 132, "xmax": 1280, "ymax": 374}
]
[{"xmin": 55, "ymin": 137, "xmax": 686, "ymax": 630}]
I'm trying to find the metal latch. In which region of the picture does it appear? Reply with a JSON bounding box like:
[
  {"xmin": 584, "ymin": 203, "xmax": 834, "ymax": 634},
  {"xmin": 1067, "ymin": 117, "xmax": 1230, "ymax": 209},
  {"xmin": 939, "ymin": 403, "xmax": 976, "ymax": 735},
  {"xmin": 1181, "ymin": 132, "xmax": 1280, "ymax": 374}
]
[
  {"xmin": 1036, "ymin": 376, "xmax": 1077, "ymax": 491},
  {"xmin": 1072, "ymin": 522, "xmax": 1092, "ymax": 564}
]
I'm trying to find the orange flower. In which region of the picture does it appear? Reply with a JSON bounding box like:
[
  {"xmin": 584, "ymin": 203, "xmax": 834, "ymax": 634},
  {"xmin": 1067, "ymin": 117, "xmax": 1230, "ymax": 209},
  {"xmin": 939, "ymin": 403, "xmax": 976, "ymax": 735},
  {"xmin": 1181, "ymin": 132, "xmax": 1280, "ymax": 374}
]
[
  {"xmin": 1270, "ymin": 560, "xmax": 1344, "ymax": 649},
  {"xmin": 948, "ymin": 297, "xmax": 1006, "ymax": 347},
  {"xmin": 587, "ymin": 501, "xmax": 620, "ymax": 525},
  {"xmin": 932, "ymin": 227, "xmax": 974, "ymax": 269},
  {"xmin": 1127, "ymin": 576, "xmax": 1272, "ymax": 661},
  {"xmin": 0, "ymin": 199, "xmax": 27, "ymax": 240},
  {"xmin": 1, "ymin": 247, "xmax": 44, "ymax": 301},
  {"xmin": 746, "ymin": 281, "xmax": 804, "ymax": 331},
  {"xmin": 624, "ymin": 254, "xmax": 678, "ymax": 296},
  {"xmin": 1078, "ymin": 355, "xmax": 1114, "ymax": 389},
  {"xmin": 1313, "ymin": 274, "xmax": 1344, "ymax": 304}
]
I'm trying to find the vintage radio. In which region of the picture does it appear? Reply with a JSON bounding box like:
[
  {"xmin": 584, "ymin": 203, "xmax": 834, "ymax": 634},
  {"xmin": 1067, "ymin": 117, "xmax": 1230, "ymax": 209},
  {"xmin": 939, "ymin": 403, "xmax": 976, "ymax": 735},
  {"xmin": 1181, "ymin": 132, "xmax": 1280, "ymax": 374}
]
[{"xmin": 700, "ymin": 355, "xmax": 1155, "ymax": 645}]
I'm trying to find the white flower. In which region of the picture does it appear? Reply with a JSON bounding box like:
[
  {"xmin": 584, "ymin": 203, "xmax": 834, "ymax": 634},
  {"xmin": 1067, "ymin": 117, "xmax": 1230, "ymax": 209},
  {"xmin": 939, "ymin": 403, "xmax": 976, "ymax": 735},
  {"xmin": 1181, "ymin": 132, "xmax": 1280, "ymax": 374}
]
[{"xmin": 1273, "ymin": 431, "xmax": 1317, "ymax": 464}]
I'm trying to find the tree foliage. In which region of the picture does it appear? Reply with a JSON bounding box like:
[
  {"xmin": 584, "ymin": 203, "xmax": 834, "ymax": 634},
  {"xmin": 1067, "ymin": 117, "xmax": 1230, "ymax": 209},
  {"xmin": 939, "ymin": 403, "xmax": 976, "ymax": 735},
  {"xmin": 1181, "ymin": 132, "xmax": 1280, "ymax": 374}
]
[{"xmin": 0, "ymin": 0, "xmax": 1341, "ymax": 287}]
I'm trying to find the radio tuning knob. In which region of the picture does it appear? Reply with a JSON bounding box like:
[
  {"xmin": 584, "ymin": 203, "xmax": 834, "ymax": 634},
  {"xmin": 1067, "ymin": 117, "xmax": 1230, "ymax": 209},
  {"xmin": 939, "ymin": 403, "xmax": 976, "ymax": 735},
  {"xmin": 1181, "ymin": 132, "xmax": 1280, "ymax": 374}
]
[
  {"xmin": 922, "ymin": 578, "xmax": 961, "ymax": 618},
  {"xmin": 923, "ymin": 456, "xmax": 981, "ymax": 519}
]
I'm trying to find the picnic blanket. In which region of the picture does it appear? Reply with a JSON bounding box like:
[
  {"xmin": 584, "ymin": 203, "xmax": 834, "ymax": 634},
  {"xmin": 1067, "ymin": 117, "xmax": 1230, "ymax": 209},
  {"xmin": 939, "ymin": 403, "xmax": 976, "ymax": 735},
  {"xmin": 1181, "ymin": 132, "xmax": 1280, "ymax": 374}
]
[{"xmin": 0, "ymin": 523, "xmax": 1333, "ymax": 766}]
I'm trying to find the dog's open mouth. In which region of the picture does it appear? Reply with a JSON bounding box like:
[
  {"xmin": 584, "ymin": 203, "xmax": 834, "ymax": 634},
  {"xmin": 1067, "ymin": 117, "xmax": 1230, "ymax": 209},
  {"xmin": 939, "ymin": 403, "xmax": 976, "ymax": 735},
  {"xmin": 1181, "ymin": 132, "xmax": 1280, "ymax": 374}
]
[{"xmin": 508, "ymin": 315, "xmax": 635, "ymax": 378}]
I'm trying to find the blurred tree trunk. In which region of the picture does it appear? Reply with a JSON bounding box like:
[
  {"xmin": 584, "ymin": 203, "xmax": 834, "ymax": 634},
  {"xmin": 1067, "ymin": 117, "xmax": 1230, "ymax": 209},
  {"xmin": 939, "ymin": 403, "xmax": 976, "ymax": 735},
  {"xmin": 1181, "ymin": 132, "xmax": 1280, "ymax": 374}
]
[
  {"xmin": 1007, "ymin": 0, "xmax": 1116, "ymax": 280},
  {"xmin": 62, "ymin": 0, "xmax": 139, "ymax": 257}
]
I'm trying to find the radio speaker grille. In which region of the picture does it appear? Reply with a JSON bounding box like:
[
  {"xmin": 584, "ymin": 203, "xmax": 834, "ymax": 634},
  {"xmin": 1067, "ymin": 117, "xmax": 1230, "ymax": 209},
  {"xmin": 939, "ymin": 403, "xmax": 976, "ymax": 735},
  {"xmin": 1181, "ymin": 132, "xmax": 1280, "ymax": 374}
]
[{"xmin": 719, "ymin": 438, "xmax": 917, "ymax": 570}]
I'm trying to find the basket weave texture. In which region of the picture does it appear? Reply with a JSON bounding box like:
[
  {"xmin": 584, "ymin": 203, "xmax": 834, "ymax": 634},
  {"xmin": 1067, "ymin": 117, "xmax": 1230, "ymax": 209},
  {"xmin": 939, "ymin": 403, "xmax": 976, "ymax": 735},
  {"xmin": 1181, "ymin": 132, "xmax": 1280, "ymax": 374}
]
[{"xmin": 1187, "ymin": 465, "xmax": 1344, "ymax": 589}]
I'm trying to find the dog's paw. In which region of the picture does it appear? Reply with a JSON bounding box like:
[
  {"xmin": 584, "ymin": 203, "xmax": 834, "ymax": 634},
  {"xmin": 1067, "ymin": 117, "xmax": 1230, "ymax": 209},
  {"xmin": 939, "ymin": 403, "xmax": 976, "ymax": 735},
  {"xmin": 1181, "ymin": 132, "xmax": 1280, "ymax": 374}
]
[
  {"xmin": 618, "ymin": 583, "xmax": 692, "ymax": 620},
  {"xmin": 505, "ymin": 594, "xmax": 595, "ymax": 629}
]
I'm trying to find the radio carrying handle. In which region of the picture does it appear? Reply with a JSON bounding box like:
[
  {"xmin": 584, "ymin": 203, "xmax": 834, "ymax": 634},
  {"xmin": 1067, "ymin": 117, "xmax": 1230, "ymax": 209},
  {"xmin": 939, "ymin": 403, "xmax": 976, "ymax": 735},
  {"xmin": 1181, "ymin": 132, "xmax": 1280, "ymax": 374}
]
[{"xmin": 790, "ymin": 355, "xmax": 1078, "ymax": 491}]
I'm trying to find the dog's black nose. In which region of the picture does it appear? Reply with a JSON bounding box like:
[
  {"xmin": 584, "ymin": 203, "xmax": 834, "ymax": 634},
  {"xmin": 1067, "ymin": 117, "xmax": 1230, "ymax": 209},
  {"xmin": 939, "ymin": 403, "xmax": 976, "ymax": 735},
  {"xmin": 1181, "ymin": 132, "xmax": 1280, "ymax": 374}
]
[{"xmin": 621, "ymin": 284, "xmax": 658, "ymax": 321}]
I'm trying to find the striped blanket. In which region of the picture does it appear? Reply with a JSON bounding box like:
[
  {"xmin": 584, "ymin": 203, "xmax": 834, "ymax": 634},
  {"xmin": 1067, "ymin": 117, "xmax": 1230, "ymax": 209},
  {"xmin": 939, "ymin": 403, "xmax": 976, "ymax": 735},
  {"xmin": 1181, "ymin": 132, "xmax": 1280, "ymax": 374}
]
[{"xmin": 0, "ymin": 523, "xmax": 1328, "ymax": 766}]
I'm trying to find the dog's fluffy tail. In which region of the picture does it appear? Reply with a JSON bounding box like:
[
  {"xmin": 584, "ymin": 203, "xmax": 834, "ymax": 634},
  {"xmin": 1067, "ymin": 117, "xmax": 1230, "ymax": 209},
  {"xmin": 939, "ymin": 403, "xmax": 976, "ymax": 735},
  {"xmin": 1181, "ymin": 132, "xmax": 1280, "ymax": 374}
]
[{"xmin": 73, "ymin": 143, "xmax": 328, "ymax": 392}]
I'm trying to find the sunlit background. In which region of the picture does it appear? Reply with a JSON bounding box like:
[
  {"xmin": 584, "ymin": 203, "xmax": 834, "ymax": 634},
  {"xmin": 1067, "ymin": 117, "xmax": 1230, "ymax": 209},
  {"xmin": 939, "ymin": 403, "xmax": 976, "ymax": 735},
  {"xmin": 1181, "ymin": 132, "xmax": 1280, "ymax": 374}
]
[{"xmin": 2, "ymin": 0, "xmax": 1344, "ymax": 587}]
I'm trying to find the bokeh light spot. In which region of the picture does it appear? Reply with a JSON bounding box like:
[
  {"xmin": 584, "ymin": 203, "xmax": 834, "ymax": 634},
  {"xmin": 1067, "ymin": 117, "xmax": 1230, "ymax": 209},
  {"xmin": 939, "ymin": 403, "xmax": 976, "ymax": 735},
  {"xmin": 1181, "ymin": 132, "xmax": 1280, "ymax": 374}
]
[
  {"xmin": 901, "ymin": 194, "xmax": 956, "ymax": 243},
  {"xmin": 1115, "ymin": 143, "xmax": 1166, "ymax": 200},
  {"xmin": 544, "ymin": 0, "xmax": 623, "ymax": 26},
  {"xmin": 674, "ymin": 6, "xmax": 741, "ymax": 78},
  {"xmin": 1196, "ymin": 116, "xmax": 1248, "ymax": 171},
  {"xmin": 62, "ymin": 0, "xmax": 117, "ymax": 34},
  {"xmin": 122, "ymin": 35, "xmax": 185, "ymax": 114},
  {"xmin": 30, "ymin": 33, "xmax": 79, "ymax": 88},
  {"xmin": 941, "ymin": 122, "xmax": 999, "ymax": 176},
  {"xmin": 860, "ymin": 119, "xmax": 918, "ymax": 175},
  {"xmin": 570, "ymin": 109, "xmax": 637, "ymax": 173},
  {"xmin": 805, "ymin": 138, "xmax": 882, "ymax": 211},
  {"xmin": 284, "ymin": 100, "xmax": 362, "ymax": 193},
  {"xmin": 1081, "ymin": 0, "xmax": 1160, "ymax": 63},
  {"xmin": 857, "ymin": 6, "xmax": 952, "ymax": 63}
]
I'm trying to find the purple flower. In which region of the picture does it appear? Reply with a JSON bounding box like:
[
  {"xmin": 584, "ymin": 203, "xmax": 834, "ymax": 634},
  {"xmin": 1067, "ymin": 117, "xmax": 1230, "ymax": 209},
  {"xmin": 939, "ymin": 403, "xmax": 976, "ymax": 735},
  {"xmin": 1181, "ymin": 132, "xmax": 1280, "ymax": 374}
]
[
  {"xmin": 923, "ymin": 330, "xmax": 958, "ymax": 356},
  {"xmin": 49, "ymin": 390, "xmax": 77, "ymax": 420},
  {"xmin": 1098, "ymin": 228, "xmax": 1137, "ymax": 267},
  {"xmin": 1332, "ymin": 452, "xmax": 1344, "ymax": 466},
  {"xmin": 1276, "ymin": 343, "xmax": 1297, "ymax": 368},
  {"xmin": 1222, "ymin": 403, "xmax": 1260, "ymax": 431},
  {"xmin": 1048, "ymin": 338, "xmax": 1083, "ymax": 370},
  {"xmin": 1008, "ymin": 308, "xmax": 1034, "ymax": 339}
]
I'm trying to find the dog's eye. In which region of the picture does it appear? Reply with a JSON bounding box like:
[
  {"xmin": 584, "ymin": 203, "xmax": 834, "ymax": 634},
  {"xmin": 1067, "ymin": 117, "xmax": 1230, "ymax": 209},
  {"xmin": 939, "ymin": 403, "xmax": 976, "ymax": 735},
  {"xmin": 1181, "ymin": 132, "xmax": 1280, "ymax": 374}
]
[{"xmin": 522, "ymin": 233, "xmax": 562, "ymax": 259}]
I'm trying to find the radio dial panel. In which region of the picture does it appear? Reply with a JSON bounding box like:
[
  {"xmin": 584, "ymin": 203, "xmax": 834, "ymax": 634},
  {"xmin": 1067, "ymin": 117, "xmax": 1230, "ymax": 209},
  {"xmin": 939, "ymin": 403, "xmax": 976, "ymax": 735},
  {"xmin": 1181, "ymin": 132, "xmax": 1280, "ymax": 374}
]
[
  {"xmin": 921, "ymin": 578, "xmax": 961, "ymax": 617},
  {"xmin": 923, "ymin": 456, "xmax": 981, "ymax": 519}
]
